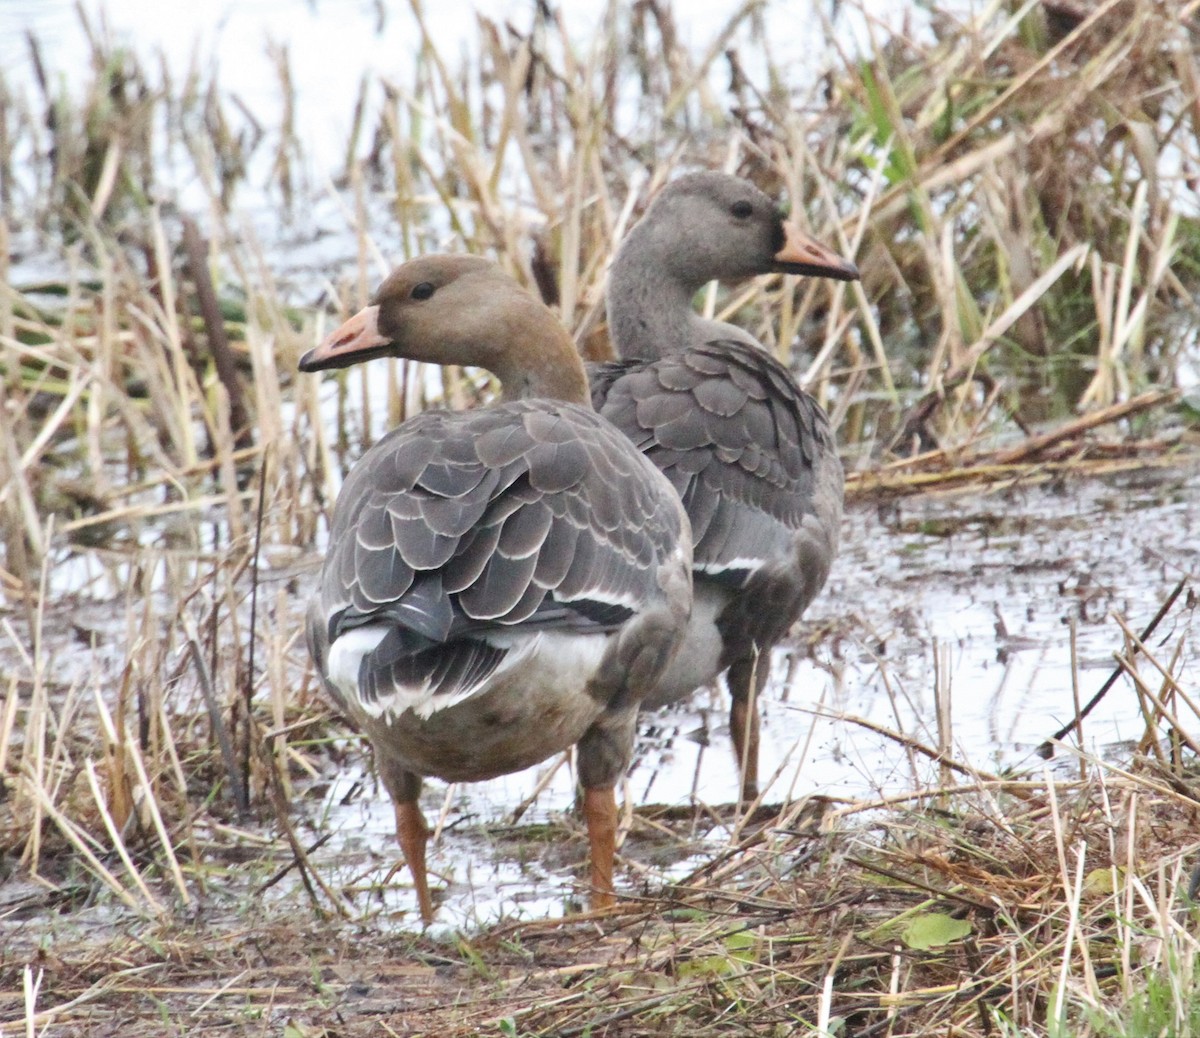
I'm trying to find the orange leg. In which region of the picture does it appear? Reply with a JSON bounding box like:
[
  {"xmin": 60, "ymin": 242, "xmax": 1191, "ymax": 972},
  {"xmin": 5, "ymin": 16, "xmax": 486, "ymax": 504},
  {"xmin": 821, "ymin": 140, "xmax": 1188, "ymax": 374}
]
[
  {"xmin": 729, "ymin": 650, "xmax": 767, "ymax": 805},
  {"xmin": 582, "ymin": 786, "xmax": 617, "ymax": 910},
  {"xmin": 730, "ymin": 694, "xmax": 761, "ymax": 805},
  {"xmin": 394, "ymin": 800, "xmax": 434, "ymax": 924}
]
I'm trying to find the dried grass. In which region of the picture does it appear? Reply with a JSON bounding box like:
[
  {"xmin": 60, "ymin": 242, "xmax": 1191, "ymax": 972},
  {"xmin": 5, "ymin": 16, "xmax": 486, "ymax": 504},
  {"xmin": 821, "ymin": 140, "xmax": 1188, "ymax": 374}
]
[
  {"xmin": 0, "ymin": 0, "xmax": 1198, "ymax": 1034},
  {"xmin": 2, "ymin": 748, "xmax": 1198, "ymax": 1036}
]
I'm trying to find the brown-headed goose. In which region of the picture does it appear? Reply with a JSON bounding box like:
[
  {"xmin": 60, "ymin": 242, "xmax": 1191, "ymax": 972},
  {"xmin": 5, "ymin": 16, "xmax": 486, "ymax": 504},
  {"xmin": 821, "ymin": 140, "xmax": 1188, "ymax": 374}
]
[
  {"xmin": 591, "ymin": 171, "xmax": 859, "ymax": 803},
  {"xmin": 300, "ymin": 256, "xmax": 692, "ymax": 923}
]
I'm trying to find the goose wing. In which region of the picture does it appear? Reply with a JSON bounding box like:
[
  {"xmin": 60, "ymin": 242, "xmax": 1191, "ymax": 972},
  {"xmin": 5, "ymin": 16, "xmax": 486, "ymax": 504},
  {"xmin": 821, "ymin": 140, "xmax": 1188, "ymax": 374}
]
[
  {"xmin": 311, "ymin": 400, "xmax": 688, "ymax": 713},
  {"xmin": 590, "ymin": 339, "xmax": 842, "ymax": 589}
]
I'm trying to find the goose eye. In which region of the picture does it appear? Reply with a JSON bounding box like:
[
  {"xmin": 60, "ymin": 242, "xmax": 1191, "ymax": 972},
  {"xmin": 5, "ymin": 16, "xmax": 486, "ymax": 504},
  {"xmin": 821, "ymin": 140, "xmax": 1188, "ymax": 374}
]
[
  {"xmin": 411, "ymin": 282, "xmax": 436, "ymax": 300},
  {"xmin": 731, "ymin": 200, "xmax": 753, "ymax": 219}
]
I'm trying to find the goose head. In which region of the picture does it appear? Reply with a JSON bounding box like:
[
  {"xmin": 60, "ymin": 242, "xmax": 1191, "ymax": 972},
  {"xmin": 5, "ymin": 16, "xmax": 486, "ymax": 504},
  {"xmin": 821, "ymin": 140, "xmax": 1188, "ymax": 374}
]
[
  {"xmin": 300, "ymin": 255, "xmax": 590, "ymax": 405},
  {"xmin": 617, "ymin": 171, "xmax": 859, "ymax": 290},
  {"xmin": 605, "ymin": 172, "xmax": 860, "ymax": 360}
]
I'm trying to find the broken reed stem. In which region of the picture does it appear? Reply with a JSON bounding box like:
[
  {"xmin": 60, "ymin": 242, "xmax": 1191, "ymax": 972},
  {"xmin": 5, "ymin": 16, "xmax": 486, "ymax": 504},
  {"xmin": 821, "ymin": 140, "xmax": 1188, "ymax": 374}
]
[
  {"xmin": 244, "ymin": 449, "xmax": 270, "ymax": 808},
  {"xmin": 26, "ymin": 774, "xmax": 144, "ymax": 913},
  {"xmin": 933, "ymin": 640, "xmax": 953, "ymax": 791},
  {"xmin": 815, "ymin": 706, "xmax": 1020, "ymax": 795},
  {"xmin": 1040, "ymin": 576, "xmax": 1189, "ymax": 753},
  {"xmin": 259, "ymin": 729, "xmax": 346, "ymax": 918},
  {"xmin": 1070, "ymin": 616, "xmax": 1085, "ymax": 782},
  {"xmin": 1110, "ymin": 610, "xmax": 1200, "ymax": 728},
  {"xmin": 254, "ymin": 831, "xmax": 335, "ymax": 895},
  {"xmin": 990, "ymin": 390, "xmax": 1179, "ymax": 467},
  {"xmin": 83, "ymin": 759, "xmax": 166, "ymax": 915},
  {"xmin": 509, "ymin": 751, "xmax": 569, "ymax": 824},
  {"xmin": 182, "ymin": 611, "xmax": 249, "ymax": 816},
  {"xmin": 1113, "ymin": 650, "xmax": 1200, "ymax": 762}
]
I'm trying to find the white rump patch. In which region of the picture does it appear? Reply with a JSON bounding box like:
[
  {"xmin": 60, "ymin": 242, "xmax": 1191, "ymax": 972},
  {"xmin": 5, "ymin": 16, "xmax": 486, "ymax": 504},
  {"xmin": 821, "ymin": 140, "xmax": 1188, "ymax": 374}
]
[
  {"xmin": 325, "ymin": 625, "xmax": 390, "ymax": 708},
  {"xmin": 327, "ymin": 625, "xmax": 610, "ymax": 723}
]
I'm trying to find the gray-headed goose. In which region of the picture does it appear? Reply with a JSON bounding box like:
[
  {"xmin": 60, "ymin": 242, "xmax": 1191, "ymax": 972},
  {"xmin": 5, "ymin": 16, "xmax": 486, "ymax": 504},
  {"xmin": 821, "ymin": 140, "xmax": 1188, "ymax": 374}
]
[
  {"xmin": 592, "ymin": 172, "xmax": 859, "ymax": 803},
  {"xmin": 301, "ymin": 255, "xmax": 692, "ymax": 923}
]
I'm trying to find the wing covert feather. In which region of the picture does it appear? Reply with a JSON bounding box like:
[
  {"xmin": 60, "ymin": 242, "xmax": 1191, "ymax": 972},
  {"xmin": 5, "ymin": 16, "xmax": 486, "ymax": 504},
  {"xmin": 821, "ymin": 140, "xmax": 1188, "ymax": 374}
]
[
  {"xmin": 590, "ymin": 339, "xmax": 840, "ymax": 584},
  {"xmin": 320, "ymin": 402, "xmax": 685, "ymax": 654}
]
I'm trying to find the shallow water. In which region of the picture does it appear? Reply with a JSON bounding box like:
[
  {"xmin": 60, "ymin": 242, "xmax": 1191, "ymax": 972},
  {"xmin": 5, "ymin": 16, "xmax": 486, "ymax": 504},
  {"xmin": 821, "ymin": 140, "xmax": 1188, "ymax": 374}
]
[
  {"xmin": 34, "ymin": 461, "xmax": 1189, "ymax": 932},
  {"xmin": 2, "ymin": 0, "xmax": 1197, "ymax": 933},
  {"xmin": 297, "ymin": 461, "xmax": 1199, "ymax": 929}
]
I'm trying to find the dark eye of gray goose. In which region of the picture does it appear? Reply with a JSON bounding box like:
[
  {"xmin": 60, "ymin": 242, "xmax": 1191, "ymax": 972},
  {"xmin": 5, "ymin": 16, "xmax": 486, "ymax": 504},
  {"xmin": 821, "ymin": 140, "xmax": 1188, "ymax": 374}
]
[
  {"xmin": 730, "ymin": 200, "xmax": 754, "ymax": 219},
  {"xmin": 411, "ymin": 282, "xmax": 436, "ymax": 300}
]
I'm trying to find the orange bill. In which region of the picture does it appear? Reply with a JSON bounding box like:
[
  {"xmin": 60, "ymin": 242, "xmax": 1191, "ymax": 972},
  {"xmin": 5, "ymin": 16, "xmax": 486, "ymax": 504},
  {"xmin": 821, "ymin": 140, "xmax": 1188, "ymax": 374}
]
[
  {"xmin": 774, "ymin": 222, "xmax": 860, "ymax": 281},
  {"xmin": 299, "ymin": 305, "xmax": 390, "ymax": 371}
]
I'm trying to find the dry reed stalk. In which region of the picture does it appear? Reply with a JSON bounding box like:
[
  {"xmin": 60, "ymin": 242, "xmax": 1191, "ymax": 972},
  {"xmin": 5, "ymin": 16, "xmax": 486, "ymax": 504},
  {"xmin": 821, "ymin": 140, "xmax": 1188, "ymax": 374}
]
[
  {"xmin": 25, "ymin": 774, "xmax": 143, "ymax": 913},
  {"xmin": 0, "ymin": 4, "xmax": 1196, "ymax": 1034},
  {"xmin": 1042, "ymin": 576, "xmax": 1190, "ymax": 753},
  {"xmin": 12, "ymin": 527, "xmax": 53, "ymax": 873},
  {"xmin": 122, "ymin": 714, "xmax": 192, "ymax": 905},
  {"xmin": 181, "ymin": 610, "xmax": 247, "ymax": 817},
  {"xmin": 212, "ymin": 387, "xmax": 248, "ymax": 543},
  {"xmin": 56, "ymin": 490, "xmax": 259, "ymax": 537},
  {"xmin": 181, "ymin": 217, "xmax": 252, "ymax": 446},
  {"xmin": 1114, "ymin": 648, "xmax": 1200, "ymax": 761},
  {"xmin": 259, "ymin": 728, "xmax": 346, "ymax": 919},
  {"xmin": 1045, "ymin": 772, "xmax": 1100, "ymax": 1018},
  {"xmin": 82, "ymin": 758, "xmax": 165, "ymax": 915},
  {"xmin": 0, "ymin": 350, "xmax": 59, "ymax": 566},
  {"xmin": 0, "ymin": 673, "xmax": 20, "ymax": 784}
]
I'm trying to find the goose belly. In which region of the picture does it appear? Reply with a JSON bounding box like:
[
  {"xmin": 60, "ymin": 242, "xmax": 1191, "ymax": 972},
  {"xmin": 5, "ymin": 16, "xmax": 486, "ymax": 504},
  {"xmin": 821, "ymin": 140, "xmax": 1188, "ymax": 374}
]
[{"xmin": 351, "ymin": 631, "xmax": 610, "ymax": 783}]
